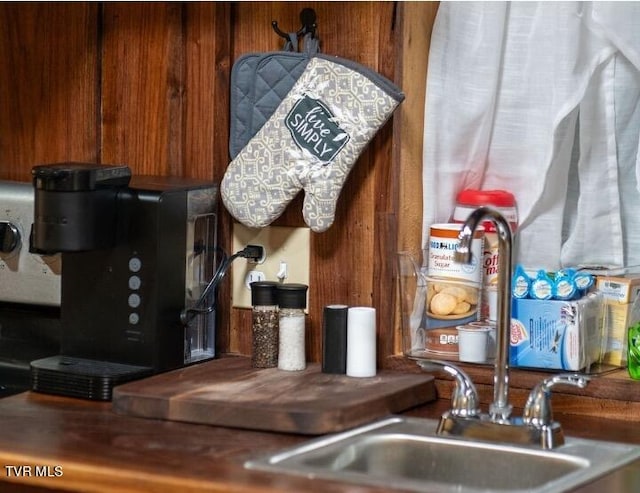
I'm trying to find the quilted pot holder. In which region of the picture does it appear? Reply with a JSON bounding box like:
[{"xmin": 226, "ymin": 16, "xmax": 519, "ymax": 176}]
[{"xmin": 229, "ymin": 34, "xmax": 320, "ymax": 159}]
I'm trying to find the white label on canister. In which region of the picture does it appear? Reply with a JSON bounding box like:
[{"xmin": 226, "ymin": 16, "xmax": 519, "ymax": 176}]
[
  {"xmin": 481, "ymin": 233, "xmax": 500, "ymax": 319},
  {"xmin": 428, "ymin": 224, "xmax": 484, "ymax": 283}
]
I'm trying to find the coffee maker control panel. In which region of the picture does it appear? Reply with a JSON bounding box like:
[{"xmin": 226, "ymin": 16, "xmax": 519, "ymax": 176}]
[{"xmin": 0, "ymin": 181, "xmax": 61, "ymax": 307}]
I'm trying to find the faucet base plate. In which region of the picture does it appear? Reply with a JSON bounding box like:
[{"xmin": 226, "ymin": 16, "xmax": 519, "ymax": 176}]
[{"xmin": 437, "ymin": 413, "xmax": 565, "ymax": 449}]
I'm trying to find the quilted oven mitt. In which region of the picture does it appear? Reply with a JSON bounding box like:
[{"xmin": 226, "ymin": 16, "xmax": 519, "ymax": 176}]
[{"xmin": 221, "ymin": 54, "xmax": 405, "ymax": 233}]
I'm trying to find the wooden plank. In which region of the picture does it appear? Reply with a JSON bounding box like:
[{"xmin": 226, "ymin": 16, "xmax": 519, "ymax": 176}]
[
  {"xmin": 100, "ymin": 3, "xmax": 183, "ymax": 175},
  {"xmin": 0, "ymin": 3, "xmax": 99, "ymax": 180},
  {"xmin": 113, "ymin": 356, "xmax": 436, "ymax": 435},
  {"xmin": 183, "ymin": 2, "xmax": 230, "ymax": 181},
  {"xmin": 182, "ymin": 2, "xmax": 233, "ymax": 354}
]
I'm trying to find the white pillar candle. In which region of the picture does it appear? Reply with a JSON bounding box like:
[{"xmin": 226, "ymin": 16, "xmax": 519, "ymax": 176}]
[{"xmin": 346, "ymin": 307, "xmax": 377, "ymax": 377}]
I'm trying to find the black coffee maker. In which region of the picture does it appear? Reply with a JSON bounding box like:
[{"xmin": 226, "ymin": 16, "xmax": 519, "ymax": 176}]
[{"xmin": 29, "ymin": 163, "xmax": 218, "ymax": 400}]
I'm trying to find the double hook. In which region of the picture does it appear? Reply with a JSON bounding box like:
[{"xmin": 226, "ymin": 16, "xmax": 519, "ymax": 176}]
[{"xmin": 272, "ymin": 8, "xmax": 317, "ymax": 43}]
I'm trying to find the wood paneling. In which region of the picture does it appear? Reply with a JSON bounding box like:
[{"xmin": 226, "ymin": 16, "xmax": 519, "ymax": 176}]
[
  {"xmin": 0, "ymin": 2, "xmax": 99, "ymax": 180},
  {"xmin": 101, "ymin": 3, "xmax": 184, "ymax": 175},
  {"xmin": 183, "ymin": 2, "xmax": 233, "ymax": 352},
  {"xmin": 183, "ymin": 2, "xmax": 231, "ymax": 182}
]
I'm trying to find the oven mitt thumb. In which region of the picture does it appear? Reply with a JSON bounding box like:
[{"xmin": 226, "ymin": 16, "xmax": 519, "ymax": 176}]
[{"xmin": 221, "ymin": 54, "xmax": 404, "ymax": 232}]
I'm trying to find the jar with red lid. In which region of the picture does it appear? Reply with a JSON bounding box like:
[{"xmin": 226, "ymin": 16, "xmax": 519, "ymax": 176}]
[
  {"xmin": 452, "ymin": 189, "xmax": 518, "ymax": 233},
  {"xmin": 452, "ymin": 189, "xmax": 518, "ymax": 321}
]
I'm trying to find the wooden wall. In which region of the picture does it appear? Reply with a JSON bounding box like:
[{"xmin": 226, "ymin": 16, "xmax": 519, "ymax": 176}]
[{"xmin": 0, "ymin": 2, "xmax": 437, "ymax": 365}]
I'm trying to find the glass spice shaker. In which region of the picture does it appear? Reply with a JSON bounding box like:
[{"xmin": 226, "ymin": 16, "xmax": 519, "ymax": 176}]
[
  {"xmin": 250, "ymin": 281, "xmax": 279, "ymax": 368},
  {"xmin": 277, "ymin": 283, "xmax": 308, "ymax": 371}
]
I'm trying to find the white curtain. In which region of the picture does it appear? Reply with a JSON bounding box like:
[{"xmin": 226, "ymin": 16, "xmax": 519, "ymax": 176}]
[{"xmin": 422, "ymin": 1, "xmax": 640, "ymax": 271}]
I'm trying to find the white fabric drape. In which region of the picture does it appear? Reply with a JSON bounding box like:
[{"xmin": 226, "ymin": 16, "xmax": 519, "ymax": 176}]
[{"xmin": 422, "ymin": 1, "xmax": 640, "ymax": 271}]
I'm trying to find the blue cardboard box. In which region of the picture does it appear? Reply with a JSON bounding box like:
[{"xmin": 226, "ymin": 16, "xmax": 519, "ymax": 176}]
[{"xmin": 510, "ymin": 294, "xmax": 603, "ymax": 371}]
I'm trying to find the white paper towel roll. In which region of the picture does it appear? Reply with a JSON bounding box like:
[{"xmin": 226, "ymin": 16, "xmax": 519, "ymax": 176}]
[{"xmin": 346, "ymin": 306, "xmax": 377, "ymax": 377}]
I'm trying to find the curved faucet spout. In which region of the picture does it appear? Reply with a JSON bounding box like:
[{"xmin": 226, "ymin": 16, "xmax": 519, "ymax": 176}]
[{"xmin": 456, "ymin": 206, "xmax": 514, "ymax": 421}]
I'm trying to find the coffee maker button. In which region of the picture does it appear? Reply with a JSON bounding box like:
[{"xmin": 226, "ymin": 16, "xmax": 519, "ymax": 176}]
[
  {"xmin": 129, "ymin": 313, "xmax": 140, "ymax": 325},
  {"xmin": 128, "ymin": 293, "xmax": 141, "ymax": 308},
  {"xmin": 128, "ymin": 275, "xmax": 141, "ymax": 290},
  {"xmin": 129, "ymin": 257, "xmax": 142, "ymax": 272}
]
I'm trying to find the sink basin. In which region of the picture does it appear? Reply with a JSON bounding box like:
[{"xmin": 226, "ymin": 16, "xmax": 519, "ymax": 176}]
[{"xmin": 245, "ymin": 416, "xmax": 640, "ymax": 492}]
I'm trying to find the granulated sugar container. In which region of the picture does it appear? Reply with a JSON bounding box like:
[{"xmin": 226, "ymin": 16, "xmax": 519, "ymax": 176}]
[
  {"xmin": 425, "ymin": 224, "xmax": 484, "ymax": 350},
  {"xmin": 428, "ymin": 223, "xmax": 484, "ymax": 284}
]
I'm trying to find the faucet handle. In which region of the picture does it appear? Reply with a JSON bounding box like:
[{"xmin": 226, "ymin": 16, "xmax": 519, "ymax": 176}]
[
  {"xmin": 523, "ymin": 374, "xmax": 590, "ymax": 427},
  {"xmin": 417, "ymin": 359, "xmax": 480, "ymax": 418}
]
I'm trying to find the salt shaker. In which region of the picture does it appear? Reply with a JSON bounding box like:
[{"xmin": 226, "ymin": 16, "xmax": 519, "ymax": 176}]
[
  {"xmin": 250, "ymin": 281, "xmax": 279, "ymax": 368},
  {"xmin": 277, "ymin": 283, "xmax": 308, "ymax": 371}
]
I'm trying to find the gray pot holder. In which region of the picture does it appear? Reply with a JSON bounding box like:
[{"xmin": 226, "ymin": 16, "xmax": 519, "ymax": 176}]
[{"xmin": 229, "ymin": 34, "xmax": 320, "ymax": 159}]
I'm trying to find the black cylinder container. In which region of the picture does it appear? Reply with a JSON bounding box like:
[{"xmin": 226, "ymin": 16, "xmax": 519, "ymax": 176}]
[{"xmin": 322, "ymin": 304, "xmax": 348, "ymax": 374}]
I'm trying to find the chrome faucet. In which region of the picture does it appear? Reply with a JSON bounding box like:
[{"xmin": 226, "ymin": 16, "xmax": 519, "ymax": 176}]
[
  {"xmin": 455, "ymin": 206, "xmax": 514, "ymax": 421},
  {"xmin": 418, "ymin": 207, "xmax": 591, "ymax": 449}
]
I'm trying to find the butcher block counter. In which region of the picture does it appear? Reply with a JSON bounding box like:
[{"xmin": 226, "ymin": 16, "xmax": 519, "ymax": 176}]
[{"xmin": 1, "ymin": 358, "xmax": 639, "ymax": 493}]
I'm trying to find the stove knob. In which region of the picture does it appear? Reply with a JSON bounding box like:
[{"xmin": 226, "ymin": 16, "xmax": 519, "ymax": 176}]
[{"xmin": 0, "ymin": 221, "xmax": 20, "ymax": 253}]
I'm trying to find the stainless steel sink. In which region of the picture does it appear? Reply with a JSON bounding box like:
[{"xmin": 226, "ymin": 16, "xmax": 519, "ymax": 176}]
[{"xmin": 245, "ymin": 416, "xmax": 640, "ymax": 492}]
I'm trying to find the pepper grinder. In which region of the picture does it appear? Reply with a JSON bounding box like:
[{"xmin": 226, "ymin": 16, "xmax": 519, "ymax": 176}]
[
  {"xmin": 277, "ymin": 283, "xmax": 308, "ymax": 371},
  {"xmin": 250, "ymin": 281, "xmax": 280, "ymax": 368}
]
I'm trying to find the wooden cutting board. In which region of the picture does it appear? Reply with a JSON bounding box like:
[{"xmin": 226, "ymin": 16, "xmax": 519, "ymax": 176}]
[{"xmin": 112, "ymin": 356, "xmax": 436, "ymax": 434}]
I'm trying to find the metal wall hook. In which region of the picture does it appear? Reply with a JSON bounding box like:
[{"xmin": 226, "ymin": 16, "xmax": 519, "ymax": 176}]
[
  {"xmin": 298, "ymin": 8, "xmax": 317, "ymax": 37},
  {"xmin": 271, "ymin": 8, "xmax": 317, "ymax": 42}
]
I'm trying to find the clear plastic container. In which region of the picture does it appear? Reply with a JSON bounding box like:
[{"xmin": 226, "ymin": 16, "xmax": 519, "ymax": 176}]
[
  {"xmin": 397, "ymin": 252, "xmax": 481, "ymax": 361},
  {"xmin": 250, "ymin": 281, "xmax": 279, "ymax": 368},
  {"xmin": 277, "ymin": 283, "xmax": 308, "ymax": 371}
]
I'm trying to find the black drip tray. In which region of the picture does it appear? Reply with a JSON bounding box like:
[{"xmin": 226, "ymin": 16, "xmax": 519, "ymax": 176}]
[{"xmin": 31, "ymin": 355, "xmax": 153, "ymax": 401}]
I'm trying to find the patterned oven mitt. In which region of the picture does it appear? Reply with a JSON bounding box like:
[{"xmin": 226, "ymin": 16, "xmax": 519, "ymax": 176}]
[{"xmin": 221, "ymin": 54, "xmax": 405, "ymax": 233}]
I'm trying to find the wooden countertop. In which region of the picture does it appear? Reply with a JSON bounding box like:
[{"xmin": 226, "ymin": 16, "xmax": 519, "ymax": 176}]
[{"xmin": 1, "ymin": 388, "xmax": 639, "ymax": 492}]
